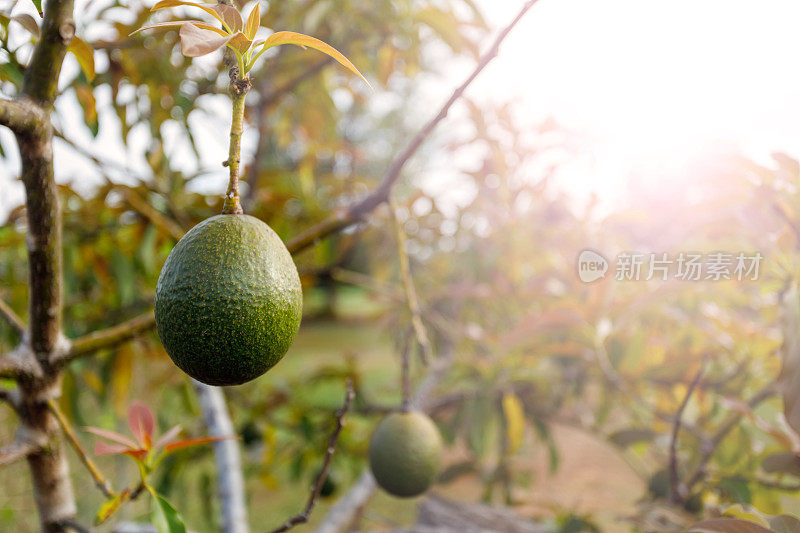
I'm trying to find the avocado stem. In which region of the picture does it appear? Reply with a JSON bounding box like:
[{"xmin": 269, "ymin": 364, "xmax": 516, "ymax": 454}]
[{"xmin": 222, "ymin": 68, "xmax": 251, "ymax": 215}]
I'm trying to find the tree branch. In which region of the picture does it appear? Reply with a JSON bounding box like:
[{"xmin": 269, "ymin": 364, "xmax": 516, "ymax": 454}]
[
  {"xmin": 0, "ymin": 387, "xmax": 20, "ymax": 410},
  {"xmin": 0, "ymin": 344, "xmax": 43, "ymax": 380},
  {"xmin": 0, "ymin": 98, "xmax": 46, "ymax": 135},
  {"xmin": 0, "ymin": 297, "xmax": 26, "ymax": 338},
  {"xmin": 269, "ymin": 380, "xmax": 355, "ymax": 533},
  {"xmin": 286, "ymin": 0, "xmax": 541, "ymax": 255},
  {"xmin": 22, "ymin": 0, "xmax": 75, "ymax": 105},
  {"xmin": 193, "ymin": 382, "xmax": 249, "ymax": 533},
  {"xmin": 0, "ymin": 438, "xmax": 39, "ymax": 467},
  {"xmin": 669, "ymin": 359, "xmax": 706, "ymax": 503},
  {"xmin": 120, "ymin": 187, "xmax": 186, "ymax": 241},
  {"xmin": 390, "ymin": 199, "xmax": 431, "ymax": 365},
  {"xmin": 47, "ymin": 399, "xmax": 115, "ymax": 499},
  {"xmin": 59, "ymin": 310, "xmax": 155, "ymax": 364},
  {"xmin": 684, "ymin": 383, "xmax": 777, "ymax": 494}
]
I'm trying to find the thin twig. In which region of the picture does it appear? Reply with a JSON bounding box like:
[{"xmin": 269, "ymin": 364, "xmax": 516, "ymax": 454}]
[
  {"xmin": 400, "ymin": 329, "xmax": 413, "ymax": 411},
  {"xmin": 315, "ymin": 347, "xmax": 453, "ymax": 533},
  {"xmin": 59, "ymin": 310, "xmax": 156, "ymax": 365},
  {"xmin": 669, "ymin": 359, "xmax": 706, "ymax": 503},
  {"xmin": 0, "ymin": 437, "xmax": 39, "ymax": 466},
  {"xmin": 286, "ymin": 0, "xmax": 541, "ymax": 255},
  {"xmin": 221, "ymin": 68, "xmax": 251, "ymax": 215},
  {"xmin": 120, "ymin": 187, "xmax": 186, "ymax": 241},
  {"xmin": 47, "ymin": 399, "xmax": 115, "ymax": 498},
  {"xmin": 390, "ymin": 198, "xmax": 431, "ymax": 364},
  {"xmin": 0, "ymin": 297, "xmax": 25, "ymax": 337},
  {"xmin": 269, "ymin": 380, "xmax": 355, "ymax": 533},
  {"xmin": 684, "ymin": 382, "xmax": 777, "ymax": 494}
]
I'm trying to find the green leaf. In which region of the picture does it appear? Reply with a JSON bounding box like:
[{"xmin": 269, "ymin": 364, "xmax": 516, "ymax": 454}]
[
  {"xmin": 0, "ymin": 63, "xmax": 24, "ymax": 88},
  {"xmin": 150, "ymin": 491, "xmax": 186, "ymax": 533},
  {"xmin": 31, "ymin": 0, "xmax": 43, "ymax": 17},
  {"xmin": 719, "ymin": 476, "xmax": 753, "ymax": 504},
  {"xmin": 68, "ymin": 37, "xmax": 95, "ymax": 82},
  {"xmin": 248, "ymin": 31, "xmax": 372, "ymax": 91}
]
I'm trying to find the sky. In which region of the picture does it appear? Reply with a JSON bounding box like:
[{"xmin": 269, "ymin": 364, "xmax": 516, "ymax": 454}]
[
  {"xmin": 2, "ymin": 0, "xmax": 800, "ymax": 218},
  {"xmin": 472, "ymin": 0, "xmax": 800, "ymax": 205}
]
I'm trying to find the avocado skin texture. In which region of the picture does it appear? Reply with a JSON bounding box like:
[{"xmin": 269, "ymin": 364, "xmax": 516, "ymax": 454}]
[
  {"xmin": 368, "ymin": 411, "xmax": 443, "ymax": 498},
  {"xmin": 155, "ymin": 214, "xmax": 302, "ymax": 386}
]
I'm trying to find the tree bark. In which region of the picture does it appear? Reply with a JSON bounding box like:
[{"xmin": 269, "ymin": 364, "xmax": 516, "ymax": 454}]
[{"xmin": 4, "ymin": 0, "xmax": 80, "ymax": 529}]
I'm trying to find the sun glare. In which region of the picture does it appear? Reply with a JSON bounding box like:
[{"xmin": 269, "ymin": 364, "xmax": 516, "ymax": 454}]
[{"xmin": 474, "ymin": 0, "xmax": 800, "ymax": 203}]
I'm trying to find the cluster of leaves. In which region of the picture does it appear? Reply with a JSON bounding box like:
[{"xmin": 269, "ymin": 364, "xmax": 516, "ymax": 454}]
[
  {"xmin": 133, "ymin": 0, "xmax": 371, "ymax": 85},
  {"xmin": 88, "ymin": 402, "xmax": 230, "ymax": 531}
]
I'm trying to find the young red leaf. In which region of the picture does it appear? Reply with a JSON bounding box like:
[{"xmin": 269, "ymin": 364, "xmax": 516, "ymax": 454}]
[
  {"xmin": 130, "ymin": 21, "xmax": 227, "ymax": 37},
  {"xmin": 128, "ymin": 402, "xmax": 156, "ymax": 448},
  {"xmin": 94, "ymin": 441, "xmax": 133, "ymax": 456},
  {"xmin": 212, "ymin": 3, "xmax": 243, "ymax": 33},
  {"xmin": 85, "ymin": 426, "xmax": 139, "ymax": 449},
  {"xmin": 179, "ymin": 23, "xmax": 233, "ymax": 57},
  {"xmin": 122, "ymin": 448, "xmax": 149, "ymax": 462},
  {"xmin": 244, "ymin": 3, "xmax": 259, "ymax": 40},
  {"xmin": 153, "ymin": 424, "xmax": 183, "ymax": 450},
  {"xmin": 150, "ymin": 0, "xmax": 227, "ymax": 28},
  {"xmin": 164, "ymin": 435, "xmax": 237, "ymax": 453}
]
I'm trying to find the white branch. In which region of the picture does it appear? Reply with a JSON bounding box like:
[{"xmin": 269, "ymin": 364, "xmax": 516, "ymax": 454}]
[{"xmin": 193, "ymin": 381, "xmax": 249, "ymax": 533}]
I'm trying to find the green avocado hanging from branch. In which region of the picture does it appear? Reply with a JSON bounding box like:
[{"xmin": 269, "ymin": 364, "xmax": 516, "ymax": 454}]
[{"xmin": 133, "ymin": 1, "xmax": 372, "ymax": 386}]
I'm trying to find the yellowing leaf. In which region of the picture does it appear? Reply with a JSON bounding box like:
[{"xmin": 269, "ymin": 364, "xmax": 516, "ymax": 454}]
[
  {"xmin": 249, "ymin": 31, "xmax": 372, "ymax": 91},
  {"xmin": 244, "ymin": 2, "xmax": 260, "ymax": 40},
  {"xmin": 502, "ymin": 392, "xmax": 525, "ymax": 454},
  {"xmin": 179, "ymin": 23, "xmax": 232, "ymax": 57},
  {"xmin": 95, "ymin": 489, "xmax": 133, "ymax": 525},
  {"xmin": 130, "ymin": 21, "xmax": 227, "ymax": 37},
  {"xmin": 226, "ymin": 31, "xmax": 252, "ymax": 55},
  {"xmin": 68, "ymin": 37, "xmax": 95, "ymax": 82},
  {"xmin": 151, "ymin": 0, "xmax": 226, "ymax": 28}
]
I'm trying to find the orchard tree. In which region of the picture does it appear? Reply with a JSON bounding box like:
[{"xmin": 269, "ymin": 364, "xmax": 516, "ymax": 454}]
[
  {"xmin": 0, "ymin": 0, "xmax": 536, "ymax": 531},
  {"xmin": 4, "ymin": 1, "xmax": 800, "ymax": 533}
]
